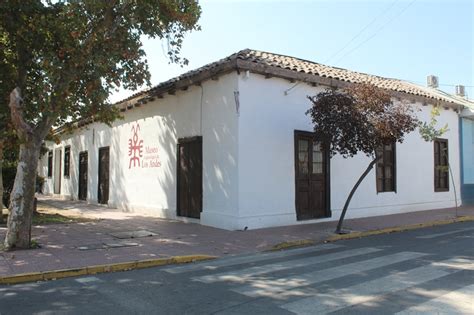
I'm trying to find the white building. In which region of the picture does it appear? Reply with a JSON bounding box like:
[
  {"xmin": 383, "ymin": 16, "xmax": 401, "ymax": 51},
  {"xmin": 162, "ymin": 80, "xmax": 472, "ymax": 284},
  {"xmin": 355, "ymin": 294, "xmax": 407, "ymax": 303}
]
[{"xmin": 39, "ymin": 49, "xmax": 474, "ymax": 230}]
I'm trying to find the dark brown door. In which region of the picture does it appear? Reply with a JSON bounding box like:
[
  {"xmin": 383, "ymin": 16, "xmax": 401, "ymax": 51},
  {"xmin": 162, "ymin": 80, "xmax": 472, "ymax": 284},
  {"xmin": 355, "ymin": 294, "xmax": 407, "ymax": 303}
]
[
  {"xmin": 294, "ymin": 131, "xmax": 330, "ymax": 220},
  {"xmin": 98, "ymin": 147, "xmax": 110, "ymax": 205},
  {"xmin": 177, "ymin": 137, "xmax": 202, "ymax": 219},
  {"xmin": 78, "ymin": 151, "xmax": 88, "ymax": 201}
]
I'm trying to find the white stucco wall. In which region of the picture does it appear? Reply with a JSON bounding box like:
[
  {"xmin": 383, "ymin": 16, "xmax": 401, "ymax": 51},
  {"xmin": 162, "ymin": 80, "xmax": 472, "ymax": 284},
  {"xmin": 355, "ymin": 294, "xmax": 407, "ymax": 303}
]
[
  {"xmin": 38, "ymin": 70, "xmax": 462, "ymax": 231},
  {"xmin": 237, "ymin": 73, "xmax": 461, "ymax": 229},
  {"xmin": 39, "ymin": 73, "xmax": 240, "ymax": 225}
]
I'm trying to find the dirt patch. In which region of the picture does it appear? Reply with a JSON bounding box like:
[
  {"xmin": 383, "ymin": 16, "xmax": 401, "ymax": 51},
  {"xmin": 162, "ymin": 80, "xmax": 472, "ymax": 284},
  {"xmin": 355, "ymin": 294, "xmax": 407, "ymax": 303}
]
[{"xmin": 0, "ymin": 201, "xmax": 95, "ymax": 227}]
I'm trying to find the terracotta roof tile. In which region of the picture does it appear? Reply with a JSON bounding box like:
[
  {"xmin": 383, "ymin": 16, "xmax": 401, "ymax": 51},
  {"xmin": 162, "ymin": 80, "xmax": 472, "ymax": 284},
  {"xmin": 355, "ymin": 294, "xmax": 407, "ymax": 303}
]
[{"xmin": 119, "ymin": 49, "xmax": 474, "ymax": 108}]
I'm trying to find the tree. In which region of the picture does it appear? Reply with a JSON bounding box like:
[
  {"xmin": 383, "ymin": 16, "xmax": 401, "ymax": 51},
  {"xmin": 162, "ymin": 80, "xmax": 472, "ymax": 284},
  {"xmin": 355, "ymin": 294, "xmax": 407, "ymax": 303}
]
[
  {"xmin": 307, "ymin": 84, "xmax": 419, "ymax": 234},
  {"xmin": 1, "ymin": 0, "xmax": 201, "ymax": 249}
]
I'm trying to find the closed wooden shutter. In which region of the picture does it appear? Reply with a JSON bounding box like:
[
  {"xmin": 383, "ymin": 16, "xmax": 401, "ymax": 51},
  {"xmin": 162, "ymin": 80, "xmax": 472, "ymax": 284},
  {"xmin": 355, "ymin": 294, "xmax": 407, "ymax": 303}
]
[
  {"xmin": 434, "ymin": 139, "xmax": 449, "ymax": 192},
  {"xmin": 376, "ymin": 143, "xmax": 396, "ymax": 193}
]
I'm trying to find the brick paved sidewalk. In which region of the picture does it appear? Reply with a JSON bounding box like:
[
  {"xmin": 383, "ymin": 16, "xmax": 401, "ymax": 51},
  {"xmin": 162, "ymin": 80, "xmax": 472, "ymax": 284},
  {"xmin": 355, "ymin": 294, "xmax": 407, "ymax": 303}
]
[{"xmin": 0, "ymin": 196, "xmax": 473, "ymax": 278}]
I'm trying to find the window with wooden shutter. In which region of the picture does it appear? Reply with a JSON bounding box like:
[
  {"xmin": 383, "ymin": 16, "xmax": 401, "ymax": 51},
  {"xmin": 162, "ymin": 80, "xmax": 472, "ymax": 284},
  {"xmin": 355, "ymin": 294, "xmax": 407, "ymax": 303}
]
[
  {"xmin": 434, "ymin": 139, "xmax": 449, "ymax": 192},
  {"xmin": 376, "ymin": 142, "xmax": 396, "ymax": 192},
  {"xmin": 64, "ymin": 146, "xmax": 71, "ymax": 178}
]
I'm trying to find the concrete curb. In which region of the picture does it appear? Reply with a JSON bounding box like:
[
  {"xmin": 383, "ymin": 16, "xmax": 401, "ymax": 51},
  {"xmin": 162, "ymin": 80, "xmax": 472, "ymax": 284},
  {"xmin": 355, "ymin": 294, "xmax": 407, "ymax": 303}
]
[
  {"xmin": 326, "ymin": 215, "xmax": 474, "ymax": 242},
  {"xmin": 269, "ymin": 216, "xmax": 474, "ymax": 251},
  {"xmin": 0, "ymin": 255, "xmax": 216, "ymax": 285}
]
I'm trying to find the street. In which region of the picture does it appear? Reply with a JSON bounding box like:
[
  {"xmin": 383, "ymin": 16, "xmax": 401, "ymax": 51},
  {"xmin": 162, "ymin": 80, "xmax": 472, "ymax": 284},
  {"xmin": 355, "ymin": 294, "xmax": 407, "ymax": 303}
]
[{"xmin": 1, "ymin": 221, "xmax": 473, "ymax": 314}]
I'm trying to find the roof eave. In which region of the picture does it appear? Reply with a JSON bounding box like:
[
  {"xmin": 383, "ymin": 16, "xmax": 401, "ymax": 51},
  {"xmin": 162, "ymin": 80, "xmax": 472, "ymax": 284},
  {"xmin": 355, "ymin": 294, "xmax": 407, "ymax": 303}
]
[{"xmin": 235, "ymin": 59, "xmax": 464, "ymax": 111}]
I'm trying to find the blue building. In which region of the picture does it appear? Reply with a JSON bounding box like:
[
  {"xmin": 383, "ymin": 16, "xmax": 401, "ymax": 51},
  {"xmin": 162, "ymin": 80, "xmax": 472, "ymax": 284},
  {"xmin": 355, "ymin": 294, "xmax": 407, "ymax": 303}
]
[{"xmin": 460, "ymin": 107, "xmax": 474, "ymax": 205}]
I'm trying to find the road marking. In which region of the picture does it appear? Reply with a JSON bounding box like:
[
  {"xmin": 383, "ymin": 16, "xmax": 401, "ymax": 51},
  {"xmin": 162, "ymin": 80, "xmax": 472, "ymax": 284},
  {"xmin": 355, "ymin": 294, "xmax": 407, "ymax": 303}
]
[
  {"xmin": 75, "ymin": 276, "xmax": 102, "ymax": 284},
  {"xmin": 282, "ymin": 258, "xmax": 474, "ymax": 315},
  {"xmin": 396, "ymin": 284, "xmax": 474, "ymax": 315},
  {"xmin": 163, "ymin": 243, "xmax": 342, "ymax": 274},
  {"xmin": 416, "ymin": 227, "xmax": 474, "ymax": 239},
  {"xmin": 193, "ymin": 247, "xmax": 381, "ymax": 284},
  {"xmin": 232, "ymin": 251, "xmax": 428, "ymax": 298}
]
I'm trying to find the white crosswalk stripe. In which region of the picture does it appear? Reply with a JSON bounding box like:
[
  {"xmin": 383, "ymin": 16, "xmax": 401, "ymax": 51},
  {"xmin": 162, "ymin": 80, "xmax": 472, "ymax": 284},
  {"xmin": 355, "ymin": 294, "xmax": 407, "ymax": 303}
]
[
  {"xmin": 162, "ymin": 240, "xmax": 472, "ymax": 314},
  {"xmin": 395, "ymin": 284, "xmax": 474, "ymax": 314},
  {"xmin": 163, "ymin": 243, "xmax": 342, "ymax": 274},
  {"xmin": 281, "ymin": 258, "xmax": 474, "ymax": 315},
  {"xmin": 231, "ymin": 251, "xmax": 428, "ymax": 298},
  {"xmin": 193, "ymin": 247, "xmax": 381, "ymax": 284},
  {"xmin": 416, "ymin": 227, "xmax": 474, "ymax": 239}
]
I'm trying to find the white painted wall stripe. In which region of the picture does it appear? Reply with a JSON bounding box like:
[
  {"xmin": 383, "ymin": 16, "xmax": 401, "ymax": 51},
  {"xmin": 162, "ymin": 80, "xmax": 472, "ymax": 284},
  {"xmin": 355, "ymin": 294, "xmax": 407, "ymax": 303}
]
[
  {"xmin": 232, "ymin": 251, "xmax": 428, "ymax": 298},
  {"xmin": 193, "ymin": 247, "xmax": 381, "ymax": 284}
]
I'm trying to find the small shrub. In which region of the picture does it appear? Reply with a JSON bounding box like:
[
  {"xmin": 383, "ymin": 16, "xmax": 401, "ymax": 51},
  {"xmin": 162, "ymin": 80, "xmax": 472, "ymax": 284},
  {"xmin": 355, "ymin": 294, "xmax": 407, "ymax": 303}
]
[{"xmin": 30, "ymin": 239, "xmax": 41, "ymax": 249}]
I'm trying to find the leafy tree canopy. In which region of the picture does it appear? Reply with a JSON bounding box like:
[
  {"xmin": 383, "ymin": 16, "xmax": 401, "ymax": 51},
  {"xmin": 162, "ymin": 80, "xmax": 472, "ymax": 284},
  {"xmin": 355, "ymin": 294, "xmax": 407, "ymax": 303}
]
[
  {"xmin": 307, "ymin": 84, "xmax": 420, "ymax": 158},
  {"xmin": 419, "ymin": 106, "xmax": 449, "ymax": 142},
  {"xmin": 0, "ymin": 0, "xmax": 201, "ymax": 139}
]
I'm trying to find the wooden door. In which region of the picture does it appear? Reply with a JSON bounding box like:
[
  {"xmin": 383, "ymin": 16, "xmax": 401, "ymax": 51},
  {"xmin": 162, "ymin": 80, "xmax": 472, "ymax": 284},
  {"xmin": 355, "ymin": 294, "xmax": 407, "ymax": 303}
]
[
  {"xmin": 294, "ymin": 131, "xmax": 330, "ymax": 220},
  {"xmin": 78, "ymin": 151, "xmax": 88, "ymax": 201},
  {"xmin": 177, "ymin": 137, "xmax": 202, "ymax": 219},
  {"xmin": 98, "ymin": 147, "xmax": 110, "ymax": 205}
]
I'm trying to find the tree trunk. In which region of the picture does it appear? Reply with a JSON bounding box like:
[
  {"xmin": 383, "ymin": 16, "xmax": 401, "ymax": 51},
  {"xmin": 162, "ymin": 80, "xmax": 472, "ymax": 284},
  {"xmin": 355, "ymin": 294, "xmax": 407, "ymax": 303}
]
[
  {"xmin": 4, "ymin": 88, "xmax": 55, "ymax": 249},
  {"xmin": 335, "ymin": 158, "xmax": 378, "ymax": 234},
  {"xmin": 4, "ymin": 141, "xmax": 40, "ymax": 249},
  {"xmin": 0, "ymin": 141, "xmax": 3, "ymax": 224},
  {"xmin": 448, "ymin": 163, "xmax": 458, "ymax": 217}
]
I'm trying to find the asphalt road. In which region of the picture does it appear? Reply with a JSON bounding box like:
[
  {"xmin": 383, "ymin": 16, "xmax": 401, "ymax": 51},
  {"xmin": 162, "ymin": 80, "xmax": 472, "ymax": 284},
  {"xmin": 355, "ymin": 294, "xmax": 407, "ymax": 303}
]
[{"xmin": 1, "ymin": 221, "xmax": 473, "ymax": 315}]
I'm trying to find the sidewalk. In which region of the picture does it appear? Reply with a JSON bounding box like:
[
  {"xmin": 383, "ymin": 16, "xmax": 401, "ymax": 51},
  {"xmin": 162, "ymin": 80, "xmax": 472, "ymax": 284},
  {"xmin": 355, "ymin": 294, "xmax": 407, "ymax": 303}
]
[{"xmin": 1, "ymin": 196, "xmax": 473, "ymax": 280}]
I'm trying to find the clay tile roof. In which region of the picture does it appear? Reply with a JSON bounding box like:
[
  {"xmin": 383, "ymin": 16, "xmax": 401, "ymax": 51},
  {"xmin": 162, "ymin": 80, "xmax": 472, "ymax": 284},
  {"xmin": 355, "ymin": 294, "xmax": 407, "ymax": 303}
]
[{"xmin": 118, "ymin": 49, "xmax": 474, "ymax": 108}]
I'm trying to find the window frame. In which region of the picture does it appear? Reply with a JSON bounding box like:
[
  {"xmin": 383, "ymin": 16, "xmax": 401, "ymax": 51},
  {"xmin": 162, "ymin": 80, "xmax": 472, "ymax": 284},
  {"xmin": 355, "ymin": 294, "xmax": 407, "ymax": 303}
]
[
  {"xmin": 47, "ymin": 151, "xmax": 53, "ymax": 178},
  {"xmin": 64, "ymin": 146, "xmax": 71, "ymax": 178},
  {"xmin": 375, "ymin": 142, "xmax": 396, "ymax": 193},
  {"xmin": 434, "ymin": 138, "xmax": 449, "ymax": 192}
]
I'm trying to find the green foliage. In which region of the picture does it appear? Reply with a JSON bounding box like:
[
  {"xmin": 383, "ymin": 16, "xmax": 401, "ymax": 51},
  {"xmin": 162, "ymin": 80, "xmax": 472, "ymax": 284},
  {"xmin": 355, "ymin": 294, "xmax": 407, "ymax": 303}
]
[
  {"xmin": 0, "ymin": 21, "xmax": 15, "ymax": 141},
  {"xmin": 32, "ymin": 212, "xmax": 85, "ymax": 225},
  {"xmin": 29, "ymin": 239, "xmax": 40, "ymax": 249},
  {"xmin": 0, "ymin": 0, "xmax": 201, "ymax": 138},
  {"xmin": 419, "ymin": 106, "xmax": 449, "ymax": 142},
  {"xmin": 307, "ymin": 84, "xmax": 420, "ymax": 158}
]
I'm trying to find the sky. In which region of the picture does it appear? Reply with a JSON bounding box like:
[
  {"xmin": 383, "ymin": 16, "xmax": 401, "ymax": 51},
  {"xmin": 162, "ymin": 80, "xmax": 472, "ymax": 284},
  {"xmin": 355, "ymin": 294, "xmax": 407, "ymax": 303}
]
[{"xmin": 110, "ymin": 0, "xmax": 474, "ymax": 103}]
